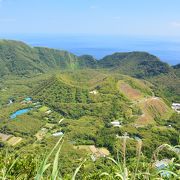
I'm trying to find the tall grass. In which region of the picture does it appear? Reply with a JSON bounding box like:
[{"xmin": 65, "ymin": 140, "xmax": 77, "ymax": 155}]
[
  {"xmin": 0, "ymin": 150, "xmax": 18, "ymax": 180},
  {"xmin": 34, "ymin": 136, "xmax": 86, "ymax": 180},
  {"xmin": 0, "ymin": 136, "xmax": 86, "ymax": 180},
  {"xmin": 100, "ymin": 134, "xmax": 179, "ymax": 180},
  {"xmin": 0, "ymin": 135, "xmax": 179, "ymax": 179}
]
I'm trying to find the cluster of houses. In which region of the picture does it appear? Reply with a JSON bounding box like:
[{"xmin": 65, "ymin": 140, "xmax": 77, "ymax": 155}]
[
  {"xmin": 172, "ymin": 103, "xmax": 180, "ymax": 113},
  {"xmin": 8, "ymin": 97, "xmax": 42, "ymax": 108},
  {"xmin": 153, "ymin": 159, "xmax": 172, "ymax": 178},
  {"xmin": 0, "ymin": 133, "xmax": 22, "ymax": 146},
  {"xmin": 35, "ymin": 122, "xmax": 64, "ymax": 140},
  {"xmin": 21, "ymin": 97, "xmax": 33, "ymax": 105}
]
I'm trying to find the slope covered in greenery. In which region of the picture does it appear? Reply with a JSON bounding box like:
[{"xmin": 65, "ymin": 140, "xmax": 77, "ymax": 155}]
[
  {"xmin": 148, "ymin": 72, "xmax": 180, "ymax": 102},
  {"xmin": 0, "ymin": 39, "xmax": 179, "ymax": 179},
  {"xmin": 0, "ymin": 70, "xmax": 178, "ymax": 179},
  {"xmin": 1, "ymin": 39, "xmax": 179, "ymax": 102},
  {"xmin": 98, "ymin": 52, "xmax": 179, "ymax": 102},
  {"xmin": 32, "ymin": 73, "xmax": 136, "ymax": 121},
  {"xmin": 0, "ymin": 40, "xmax": 94, "ymax": 77},
  {"xmin": 31, "ymin": 71, "xmax": 173, "ymax": 126},
  {"xmin": 98, "ymin": 51, "xmax": 171, "ymax": 78},
  {"xmin": 173, "ymin": 63, "xmax": 180, "ymax": 77},
  {"xmin": 0, "ymin": 40, "xmax": 173, "ymax": 78}
]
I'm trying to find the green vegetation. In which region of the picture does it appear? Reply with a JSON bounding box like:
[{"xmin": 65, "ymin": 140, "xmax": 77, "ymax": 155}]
[
  {"xmin": 98, "ymin": 52, "xmax": 171, "ymax": 78},
  {"xmin": 173, "ymin": 63, "xmax": 180, "ymax": 76},
  {"xmin": 149, "ymin": 72, "xmax": 180, "ymax": 102},
  {"xmin": 0, "ymin": 40, "xmax": 94, "ymax": 77},
  {"xmin": 0, "ymin": 137, "xmax": 179, "ymax": 179},
  {"xmin": 0, "ymin": 40, "xmax": 179, "ymax": 179},
  {"xmin": 1, "ymin": 40, "xmax": 179, "ymax": 103},
  {"xmin": 0, "ymin": 40, "xmax": 174, "ymax": 79},
  {"xmin": 32, "ymin": 74, "xmax": 138, "ymax": 122}
]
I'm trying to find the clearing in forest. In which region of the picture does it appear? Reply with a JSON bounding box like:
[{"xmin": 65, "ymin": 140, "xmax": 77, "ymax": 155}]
[
  {"xmin": 135, "ymin": 97, "xmax": 172, "ymax": 125},
  {"xmin": 118, "ymin": 81, "xmax": 142, "ymax": 100}
]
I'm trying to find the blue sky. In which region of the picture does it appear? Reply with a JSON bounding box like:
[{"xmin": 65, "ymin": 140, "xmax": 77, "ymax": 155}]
[{"xmin": 0, "ymin": 0, "xmax": 180, "ymax": 37}]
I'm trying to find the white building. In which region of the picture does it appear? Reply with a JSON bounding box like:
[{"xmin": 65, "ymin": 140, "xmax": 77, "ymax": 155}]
[
  {"xmin": 45, "ymin": 110, "xmax": 52, "ymax": 115},
  {"xmin": 111, "ymin": 121, "xmax": 121, "ymax": 127},
  {"xmin": 154, "ymin": 159, "xmax": 170, "ymax": 169},
  {"xmin": 89, "ymin": 90, "xmax": 98, "ymax": 95},
  {"xmin": 52, "ymin": 132, "xmax": 63, "ymax": 137},
  {"xmin": 172, "ymin": 103, "xmax": 180, "ymax": 113}
]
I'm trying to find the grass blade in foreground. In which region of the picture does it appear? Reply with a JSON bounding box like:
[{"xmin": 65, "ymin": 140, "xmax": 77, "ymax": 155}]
[{"xmin": 35, "ymin": 136, "xmax": 63, "ymax": 180}]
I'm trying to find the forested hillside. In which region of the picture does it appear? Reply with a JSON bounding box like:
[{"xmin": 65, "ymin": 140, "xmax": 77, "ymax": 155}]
[
  {"xmin": 0, "ymin": 40, "xmax": 93, "ymax": 77},
  {"xmin": 0, "ymin": 40, "xmax": 179, "ymax": 179},
  {"xmin": 0, "ymin": 40, "xmax": 175, "ymax": 78},
  {"xmin": 98, "ymin": 52, "xmax": 171, "ymax": 78}
]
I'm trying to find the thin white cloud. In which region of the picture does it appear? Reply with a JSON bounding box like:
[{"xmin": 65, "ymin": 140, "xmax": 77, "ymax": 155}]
[
  {"xmin": 90, "ymin": 5, "xmax": 97, "ymax": 9},
  {"xmin": 113, "ymin": 16, "xmax": 121, "ymax": 20},
  {"xmin": 0, "ymin": 18, "xmax": 16, "ymax": 22},
  {"xmin": 0, "ymin": 0, "xmax": 4, "ymax": 7},
  {"xmin": 171, "ymin": 21, "xmax": 180, "ymax": 28}
]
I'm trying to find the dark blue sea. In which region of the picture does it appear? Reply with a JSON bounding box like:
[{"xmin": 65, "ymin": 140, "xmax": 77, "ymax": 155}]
[{"xmin": 1, "ymin": 34, "xmax": 180, "ymax": 65}]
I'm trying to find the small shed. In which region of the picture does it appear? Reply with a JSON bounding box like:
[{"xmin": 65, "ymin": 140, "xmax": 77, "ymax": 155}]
[
  {"xmin": 52, "ymin": 132, "xmax": 63, "ymax": 137},
  {"xmin": 111, "ymin": 121, "xmax": 121, "ymax": 127}
]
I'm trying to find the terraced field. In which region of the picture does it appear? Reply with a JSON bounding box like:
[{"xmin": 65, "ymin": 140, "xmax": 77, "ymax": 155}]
[
  {"xmin": 118, "ymin": 81, "xmax": 142, "ymax": 100},
  {"xmin": 7, "ymin": 136, "xmax": 22, "ymax": 146},
  {"xmin": 0, "ymin": 133, "xmax": 22, "ymax": 146},
  {"xmin": 117, "ymin": 79, "xmax": 172, "ymax": 125}
]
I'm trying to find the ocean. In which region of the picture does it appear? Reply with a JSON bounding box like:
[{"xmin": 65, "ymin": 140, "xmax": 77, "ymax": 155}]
[{"xmin": 1, "ymin": 34, "xmax": 180, "ymax": 65}]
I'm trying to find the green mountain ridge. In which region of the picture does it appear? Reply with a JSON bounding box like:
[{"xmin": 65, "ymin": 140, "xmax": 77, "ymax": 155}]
[
  {"xmin": 98, "ymin": 52, "xmax": 171, "ymax": 78},
  {"xmin": 0, "ymin": 39, "xmax": 179, "ymax": 102},
  {"xmin": 0, "ymin": 40, "xmax": 86, "ymax": 77},
  {"xmin": 173, "ymin": 63, "xmax": 180, "ymax": 69},
  {"xmin": 0, "ymin": 40, "xmax": 174, "ymax": 78}
]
